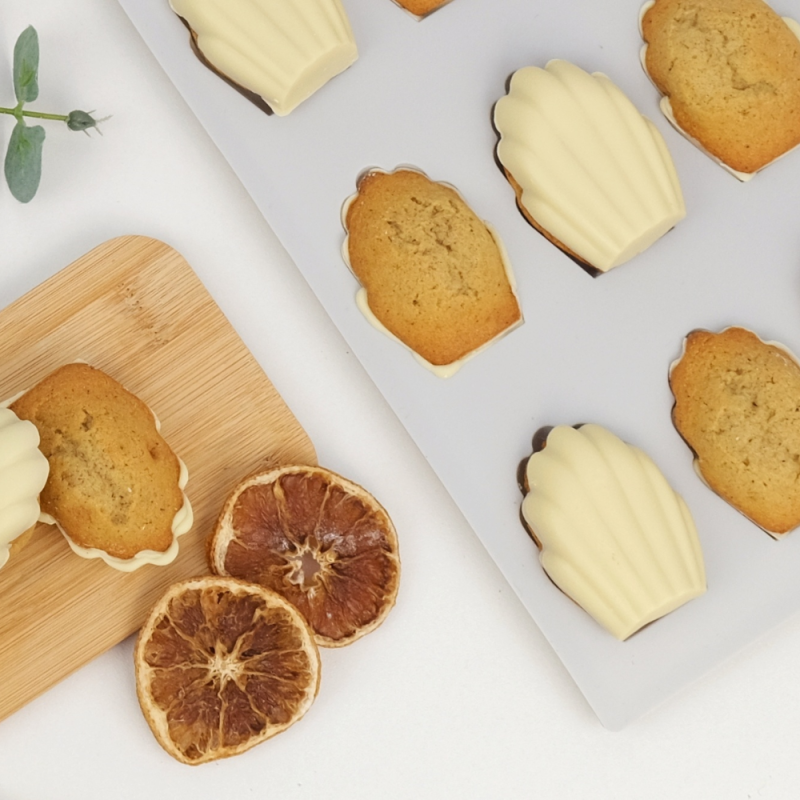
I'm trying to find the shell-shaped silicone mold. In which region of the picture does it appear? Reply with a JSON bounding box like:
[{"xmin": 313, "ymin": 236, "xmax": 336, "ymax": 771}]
[
  {"xmin": 170, "ymin": 0, "xmax": 358, "ymax": 116},
  {"xmin": 521, "ymin": 424, "xmax": 706, "ymax": 640},
  {"xmin": 0, "ymin": 407, "xmax": 49, "ymax": 570},
  {"xmin": 494, "ymin": 59, "xmax": 686, "ymax": 272}
]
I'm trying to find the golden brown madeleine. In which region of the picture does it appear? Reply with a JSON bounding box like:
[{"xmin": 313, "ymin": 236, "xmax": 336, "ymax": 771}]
[
  {"xmin": 392, "ymin": 0, "xmax": 453, "ymax": 16},
  {"xmin": 11, "ymin": 363, "xmax": 189, "ymax": 563},
  {"xmin": 670, "ymin": 327, "xmax": 800, "ymax": 535},
  {"xmin": 642, "ymin": 0, "xmax": 800, "ymax": 174},
  {"xmin": 344, "ymin": 168, "xmax": 521, "ymax": 370}
]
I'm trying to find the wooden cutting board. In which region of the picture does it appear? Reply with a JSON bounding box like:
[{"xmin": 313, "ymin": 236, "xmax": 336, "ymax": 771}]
[{"xmin": 0, "ymin": 236, "xmax": 316, "ymax": 722}]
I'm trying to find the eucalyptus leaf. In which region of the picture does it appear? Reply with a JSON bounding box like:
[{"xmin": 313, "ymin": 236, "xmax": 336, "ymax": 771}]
[
  {"xmin": 13, "ymin": 26, "xmax": 39, "ymax": 105},
  {"xmin": 4, "ymin": 121, "xmax": 45, "ymax": 203}
]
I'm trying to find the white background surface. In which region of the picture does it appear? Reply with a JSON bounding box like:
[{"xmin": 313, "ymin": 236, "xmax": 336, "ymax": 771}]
[{"xmin": 2, "ymin": 0, "xmax": 800, "ymax": 797}]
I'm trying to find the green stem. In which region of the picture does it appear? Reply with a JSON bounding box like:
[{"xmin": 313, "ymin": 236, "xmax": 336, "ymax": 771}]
[{"xmin": 0, "ymin": 106, "xmax": 69, "ymax": 122}]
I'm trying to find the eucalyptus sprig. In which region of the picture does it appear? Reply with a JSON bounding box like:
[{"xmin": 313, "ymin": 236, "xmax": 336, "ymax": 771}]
[{"xmin": 2, "ymin": 26, "xmax": 105, "ymax": 203}]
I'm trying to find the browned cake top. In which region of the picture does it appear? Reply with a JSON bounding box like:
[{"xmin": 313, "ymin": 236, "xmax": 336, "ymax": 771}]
[
  {"xmin": 642, "ymin": 0, "xmax": 800, "ymax": 173},
  {"xmin": 670, "ymin": 327, "xmax": 800, "ymax": 534},
  {"xmin": 394, "ymin": 0, "xmax": 452, "ymax": 16},
  {"xmin": 345, "ymin": 169, "xmax": 521, "ymax": 367},
  {"xmin": 10, "ymin": 363, "xmax": 184, "ymax": 559}
]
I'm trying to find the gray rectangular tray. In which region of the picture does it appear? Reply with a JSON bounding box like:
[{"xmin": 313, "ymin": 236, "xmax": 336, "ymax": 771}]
[{"xmin": 119, "ymin": 0, "xmax": 800, "ymax": 729}]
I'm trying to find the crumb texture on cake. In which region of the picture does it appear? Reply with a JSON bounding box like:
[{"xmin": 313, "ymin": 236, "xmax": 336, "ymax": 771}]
[
  {"xmin": 494, "ymin": 60, "xmax": 685, "ymax": 272},
  {"xmin": 10, "ymin": 363, "xmax": 185, "ymax": 560},
  {"xmin": 642, "ymin": 0, "xmax": 800, "ymax": 174},
  {"xmin": 670, "ymin": 327, "xmax": 800, "ymax": 535},
  {"xmin": 521, "ymin": 424, "xmax": 706, "ymax": 640},
  {"xmin": 344, "ymin": 169, "xmax": 521, "ymax": 368}
]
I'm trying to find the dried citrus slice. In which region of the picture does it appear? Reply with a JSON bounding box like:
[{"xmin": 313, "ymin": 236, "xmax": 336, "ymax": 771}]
[
  {"xmin": 134, "ymin": 576, "xmax": 320, "ymax": 765},
  {"xmin": 209, "ymin": 465, "xmax": 400, "ymax": 648}
]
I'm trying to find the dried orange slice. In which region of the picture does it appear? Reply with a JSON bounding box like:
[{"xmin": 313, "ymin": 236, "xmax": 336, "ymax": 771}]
[
  {"xmin": 209, "ymin": 465, "xmax": 400, "ymax": 648},
  {"xmin": 134, "ymin": 576, "xmax": 320, "ymax": 765}
]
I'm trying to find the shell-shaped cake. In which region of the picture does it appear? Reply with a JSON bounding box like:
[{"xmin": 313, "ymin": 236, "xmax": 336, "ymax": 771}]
[
  {"xmin": 391, "ymin": 0, "xmax": 454, "ymax": 18},
  {"xmin": 670, "ymin": 327, "xmax": 800, "ymax": 536},
  {"xmin": 170, "ymin": 0, "xmax": 358, "ymax": 116},
  {"xmin": 0, "ymin": 407, "xmax": 49, "ymax": 570},
  {"xmin": 10, "ymin": 364, "xmax": 193, "ymax": 573},
  {"xmin": 640, "ymin": 0, "xmax": 800, "ymax": 178},
  {"xmin": 521, "ymin": 424, "xmax": 706, "ymax": 640},
  {"xmin": 494, "ymin": 60, "xmax": 686, "ymax": 273},
  {"xmin": 342, "ymin": 168, "xmax": 522, "ymax": 376}
]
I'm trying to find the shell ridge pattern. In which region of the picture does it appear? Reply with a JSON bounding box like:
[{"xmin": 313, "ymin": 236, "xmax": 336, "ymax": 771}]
[
  {"xmin": 495, "ymin": 61, "xmax": 685, "ymax": 269},
  {"xmin": 597, "ymin": 75, "xmax": 679, "ymax": 217},
  {"xmin": 678, "ymin": 495, "xmax": 706, "ymax": 585},
  {"xmin": 193, "ymin": 2, "xmax": 288, "ymax": 88},
  {"xmin": 632, "ymin": 446, "xmax": 703, "ymax": 589},
  {"xmin": 540, "ymin": 64, "xmax": 651, "ymax": 248},
  {"xmin": 644, "ymin": 117, "xmax": 686, "ymax": 208},
  {"xmin": 556, "ymin": 66, "xmax": 650, "ymax": 220},
  {"xmin": 559, "ymin": 428, "xmax": 653, "ymax": 583},
  {"xmin": 259, "ymin": 0, "xmax": 320, "ymax": 59},
  {"xmin": 527, "ymin": 442, "xmax": 643, "ymax": 621},
  {"xmin": 572, "ymin": 430, "xmax": 669, "ymax": 611},
  {"xmin": 589, "ymin": 426, "xmax": 704, "ymax": 608},
  {"xmin": 541, "ymin": 544, "xmax": 638, "ymax": 629},
  {"xmin": 505, "ymin": 110, "xmax": 618, "ymax": 260},
  {"xmin": 518, "ymin": 70, "xmax": 623, "ymax": 254},
  {"xmin": 188, "ymin": 0, "xmax": 352, "ymax": 100},
  {"xmin": 527, "ymin": 448, "xmax": 620, "ymax": 569},
  {"xmin": 523, "ymin": 426, "xmax": 705, "ymax": 638},
  {"xmin": 635, "ymin": 449, "xmax": 693, "ymax": 584},
  {"xmin": 559, "ymin": 65, "xmax": 679, "ymax": 249},
  {"xmin": 585, "ymin": 427, "xmax": 679, "ymax": 600}
]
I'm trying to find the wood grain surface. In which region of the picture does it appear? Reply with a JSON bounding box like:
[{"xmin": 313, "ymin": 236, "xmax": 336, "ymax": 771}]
[{"xmin": 0, "ymin": 236, "xmax": 316, "ymax": 722}]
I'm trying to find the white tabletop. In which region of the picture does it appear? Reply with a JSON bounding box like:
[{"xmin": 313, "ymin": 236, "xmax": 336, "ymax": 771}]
[{"xmin": 2, "ymin": 0, "xmax": 800, "ymax": 797}]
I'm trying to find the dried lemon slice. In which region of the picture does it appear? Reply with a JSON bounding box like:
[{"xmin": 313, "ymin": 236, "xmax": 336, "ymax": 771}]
[
  {"xmin": 209, "ymin": 465, "xmax": 400, "ymax": 647},
  {"xmin": 134, "ymin": 576, "xmax": 320, "ymax": 765}
]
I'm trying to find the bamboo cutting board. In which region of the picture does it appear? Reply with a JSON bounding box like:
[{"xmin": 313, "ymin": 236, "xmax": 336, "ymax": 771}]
[{"xmin": 0, "ymin": 236, "xmax": 316, "ymax": 722}]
